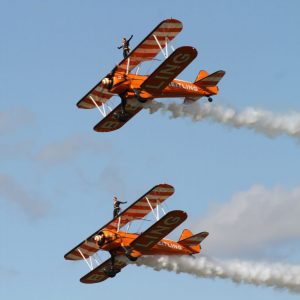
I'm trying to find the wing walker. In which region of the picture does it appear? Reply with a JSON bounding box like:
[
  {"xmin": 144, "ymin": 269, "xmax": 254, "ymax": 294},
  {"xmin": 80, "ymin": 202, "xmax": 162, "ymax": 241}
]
[
  {"xmin": 77, "ymin": 18, "xmax": 225, "ymax": 132},
  {"xmin": 64, "ymin": 184, "xmax": 209, "ymax": 283}
]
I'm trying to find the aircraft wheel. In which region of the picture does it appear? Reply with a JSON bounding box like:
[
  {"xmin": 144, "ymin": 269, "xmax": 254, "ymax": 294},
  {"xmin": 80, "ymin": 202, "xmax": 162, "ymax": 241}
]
[
  {"xmin": 137, "ymin": 97, "xmax": 147, "ymax": 103},
  {"xmin": 104, "ymin": 267, "xmax": 117, "ymax": 278},
  {"xmin": 118, "ymin": 113, "xmax": 128, "ymax": 122},
  {"xmin": 126, "ymin": 252, "xmax": 138, "ymax": 262},
  {"xmin": 114, "ymin": 111, "xmax": 129, "ymax": 122},
  {"xmin": 208, "ymin": 97, "xmax": 213, "ymax": 102}
]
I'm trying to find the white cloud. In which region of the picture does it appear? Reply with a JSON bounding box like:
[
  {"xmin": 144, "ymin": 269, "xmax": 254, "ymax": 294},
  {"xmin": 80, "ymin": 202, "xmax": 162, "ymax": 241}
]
[
  {"xmin": 35, "ymin": 134, "xmax": 112, "ymax": 165},
  {"xmin": 0, "ymin": 107, "xmax": 35, "ymax": 133},
  {"xmin": 193, "ymin": 185, "xmax": 300, "ymax": 257},
  {"xmin": 0, "ymin": 174, "xmax": 50, "ymax": 218}
]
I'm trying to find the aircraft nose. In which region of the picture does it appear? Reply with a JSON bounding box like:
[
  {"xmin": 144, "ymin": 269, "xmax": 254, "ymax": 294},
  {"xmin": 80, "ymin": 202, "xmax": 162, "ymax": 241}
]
[{"xmin": 101, "ymin": 77, "xmax": 111, "ymax": 87}]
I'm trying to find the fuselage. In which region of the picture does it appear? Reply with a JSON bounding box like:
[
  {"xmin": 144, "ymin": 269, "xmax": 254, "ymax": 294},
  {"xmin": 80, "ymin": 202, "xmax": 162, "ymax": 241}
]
[
  {"xmin": 98, "ymin": 229, "xmax": 198, "ymax": 256},
  {"xmin": 107, "ymin": 72, "xmax": 218, "ymax": 101}
]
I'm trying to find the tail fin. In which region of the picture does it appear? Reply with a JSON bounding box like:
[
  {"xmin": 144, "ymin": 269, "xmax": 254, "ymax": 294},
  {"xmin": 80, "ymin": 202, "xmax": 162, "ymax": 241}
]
[
  {"xmin": 194, "ymin": 70, "xmax": 209, "ymax": 82},
  {"xmin": 178, "ymin": 229, "xmax": 209, "ymax": 253},
  {"xmin": 194, "ymin": 70, "xmax": 225, "ymax": 87}
]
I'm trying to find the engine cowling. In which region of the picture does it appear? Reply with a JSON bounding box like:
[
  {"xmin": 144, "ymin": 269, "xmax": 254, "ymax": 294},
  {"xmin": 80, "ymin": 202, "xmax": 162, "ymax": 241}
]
[
  {"xmin": 94, "ymin": 231, "xmax": 106, "ymax": 247},
  {"xmin": 101, "ymin": 77, "xmax": 113, "ymax": 89},
  {"xmin": 94, "ymin": 230, "xmax": 120, "ymax": 248}
]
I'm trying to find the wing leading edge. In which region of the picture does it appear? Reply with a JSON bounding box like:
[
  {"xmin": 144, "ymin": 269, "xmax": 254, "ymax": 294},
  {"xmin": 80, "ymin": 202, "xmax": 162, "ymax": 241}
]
[
  {"xmin": 64, "ymin": 183, "xmax": 174, "ymax": 261},
  {"xmin": 140, "ymin": 46, "xmax": 197, "ymax": 95},
  {"xmin": 130, "ymin": 210, "xmax": 187, "ymax": 252},
  {"xmin": 77, "ymin": 19, "xmax": 182, "ymax": 109}
]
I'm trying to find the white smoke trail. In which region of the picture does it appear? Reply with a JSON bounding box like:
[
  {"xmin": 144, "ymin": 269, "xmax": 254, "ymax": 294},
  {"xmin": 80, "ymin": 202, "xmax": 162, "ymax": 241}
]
[
  {"xmin": 143, "ymin": 101, "xmax": 300, "ymax": 139},
  {"xmin": 133, "ymin": 255, "xmax": 300, "ymax": 294}
]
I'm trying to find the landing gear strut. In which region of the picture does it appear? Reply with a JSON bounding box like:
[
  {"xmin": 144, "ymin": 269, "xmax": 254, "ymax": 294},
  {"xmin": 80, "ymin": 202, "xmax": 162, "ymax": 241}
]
[
  {"xmin": 104, "ymin": 251, "xmax": 121, "ymax": 278},
  {"xmin": 104, "ymin": 266, "xmax": 121, "ymax": 278},
  {"xmin": 114, "ymin": 92, "xmax": 129, "ymax": 122}
]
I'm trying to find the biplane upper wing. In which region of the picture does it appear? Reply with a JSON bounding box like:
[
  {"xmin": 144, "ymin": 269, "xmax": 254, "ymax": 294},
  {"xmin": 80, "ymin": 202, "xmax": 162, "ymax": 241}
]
[
  {"xmin": 130, "ymin": 210, "xmax": 187, "ymax": 252},
  {"xmin": 77, "ymin": 19, "xmax": 182, "ymax": 109},
  {"xmin": 80, "ymin": 257, "xmax": 127, "ymax": 284},
  {"xmin": 116, "ymin": 18, "xmax": 183, "ymax": 74},
  {"xmin": 140, "ymin": 46, "xmax": 197, "ymax": 95},
  {"xmin": 64, "ymin": 183, "xmax": 174, "ymax": 260}
]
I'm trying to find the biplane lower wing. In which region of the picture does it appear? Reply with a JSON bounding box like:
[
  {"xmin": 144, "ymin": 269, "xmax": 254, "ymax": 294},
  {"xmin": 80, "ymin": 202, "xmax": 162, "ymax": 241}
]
[
  {"xmin": 77, "ymin": 84, "xmax": 114, "ymax": 109},
  {"xmin": 64, "ymin": 183, "xmax": 174, "ymax": 260},
  {"xmin": 93, "ymin": 101, "xmax": 143, "ymax": 132},
  {"xmin": 130, "ymin": 210, "xmax": 187, "ymax": 252},
  {"xmin": 80, "ymin": 257, "xmax": 127, "ymax": 284},
  {"xmin": 140, "ymin": 46, "xmax": 197, "ymax": 95}
]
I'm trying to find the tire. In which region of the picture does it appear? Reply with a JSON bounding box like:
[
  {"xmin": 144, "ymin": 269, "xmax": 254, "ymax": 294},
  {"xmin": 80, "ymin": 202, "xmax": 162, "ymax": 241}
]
[
  {"xmin": 104, "ymin": 268, "xmax": 116, "ymax": 278},
  {"xmin": 114, "ymin": 111, "xmax": 129, "ymax": 122},
  {"xmin": 126, "ymin": 252, "xmax": 138, "ymax": 262},
  {"xmin": 137, "ymin": 97, "xmax": 147, "ymax": 103}
]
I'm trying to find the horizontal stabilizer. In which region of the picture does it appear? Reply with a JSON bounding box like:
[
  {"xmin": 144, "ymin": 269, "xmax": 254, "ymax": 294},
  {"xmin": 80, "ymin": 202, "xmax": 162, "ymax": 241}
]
[
  {"xmin": 194, "ymin": 70, "xmax": 225, "ymax": 87},
  {"xmin": 178, "ymin": 231, "xmax": 209, "ymax": 246}
]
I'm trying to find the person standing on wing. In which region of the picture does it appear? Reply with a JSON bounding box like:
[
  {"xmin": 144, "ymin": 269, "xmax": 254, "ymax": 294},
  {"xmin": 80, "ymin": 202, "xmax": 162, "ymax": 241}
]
[
  {"xmin": 113, "ymin": 196, "xmax": 127, "ymax": 218},
  {"xmin": 118, "ymin": 35, "xmax": 133, "ymax": 58}
]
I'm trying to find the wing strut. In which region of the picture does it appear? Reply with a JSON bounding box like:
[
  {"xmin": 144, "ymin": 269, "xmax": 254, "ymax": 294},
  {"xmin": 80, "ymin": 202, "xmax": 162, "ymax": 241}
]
[
  {"xmin": 117, "ymin": 216, "xmax": 121, "ymax": 232},
  {"xmin": 152, "ymin": 35, "xmax": 175, "ymax": 59},
  {"xmin": 89, "ymin": 95, "xmax": 112, "ymax": 117},
  {"xmin": 77, "ymin": 248, "xmax": 94, "ymax": 270},
  {"xmin": 64, "ymin": 184, "xmax": 175, "ymax": 261},
  {"xmin": 126, "ymin": 57, "xmax": 131, "ymax": 74},
  {"xmin": 77, "ymin": 247, "xmax": 105, "ymax": 273},
  {"xmin": 145, "ymin": 196, "xmax": 158, "ymax": 221}
]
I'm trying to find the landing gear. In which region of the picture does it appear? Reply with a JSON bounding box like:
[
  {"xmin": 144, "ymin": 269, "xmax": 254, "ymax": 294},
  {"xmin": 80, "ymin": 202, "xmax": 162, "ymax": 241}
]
[
  {"xmin": 125, "ymin": 250, "xmax": 138, "ymax": 262},
  {"xmin": 104, "ymin": 266, "xmax": 121, "ymax": 278},
  {"xmin": 133, "ymin": 89, "xmax": 147, "ymax": 103},
  {"xmin": 207, "ymin": 96, "xmax": 213, "ymax": 102},
  {"xmin": 115, "ymin": 92, "xmax": 130, "ymax": 122},
  {"xmin": 105, "ymin": 251, "xmax": 121, "ymax": 277},
  {"xmin": 114, "ymin": 110, "xmax": 129, "ymax": 122}
]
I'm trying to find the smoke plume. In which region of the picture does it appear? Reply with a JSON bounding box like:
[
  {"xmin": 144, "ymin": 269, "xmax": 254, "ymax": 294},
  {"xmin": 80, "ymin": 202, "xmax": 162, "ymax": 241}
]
[
  {"xmin": 134, "ymin": 255, "xmax": 300, "ymax": 294},
  {"xmin": 144, "ymin": 101, "xmax": 300, "ymax": 139}
]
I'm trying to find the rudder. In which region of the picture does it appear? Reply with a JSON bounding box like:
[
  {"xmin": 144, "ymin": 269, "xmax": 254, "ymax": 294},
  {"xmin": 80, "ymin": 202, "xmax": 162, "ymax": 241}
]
[
  {"xmin": 194, "ymin": 70, "xmax": 209, "ymax": 82},
  {"xmin": 178, "ymin": 230, "xmax": 209, "ymax": 253},
  {"xmin": 194, "ymin": 70, "xmax": 225, "ymax": 87}
]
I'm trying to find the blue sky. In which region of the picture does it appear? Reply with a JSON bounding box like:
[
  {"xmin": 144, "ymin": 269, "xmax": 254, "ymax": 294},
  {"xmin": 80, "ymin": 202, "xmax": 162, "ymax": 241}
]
[{"xmin": 1, "ymin": 0, "xmax": 300, "ymax": 299}]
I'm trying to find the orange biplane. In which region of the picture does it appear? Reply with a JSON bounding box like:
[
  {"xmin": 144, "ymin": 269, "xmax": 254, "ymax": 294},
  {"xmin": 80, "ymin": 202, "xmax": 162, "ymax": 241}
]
[
  {"xmin": 77, "ymin": 18, "xmax": 225, "ymax": 132},
  {"xmin": 64, "ymin": 184, "xmax": 208, "ymax": 283}
]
